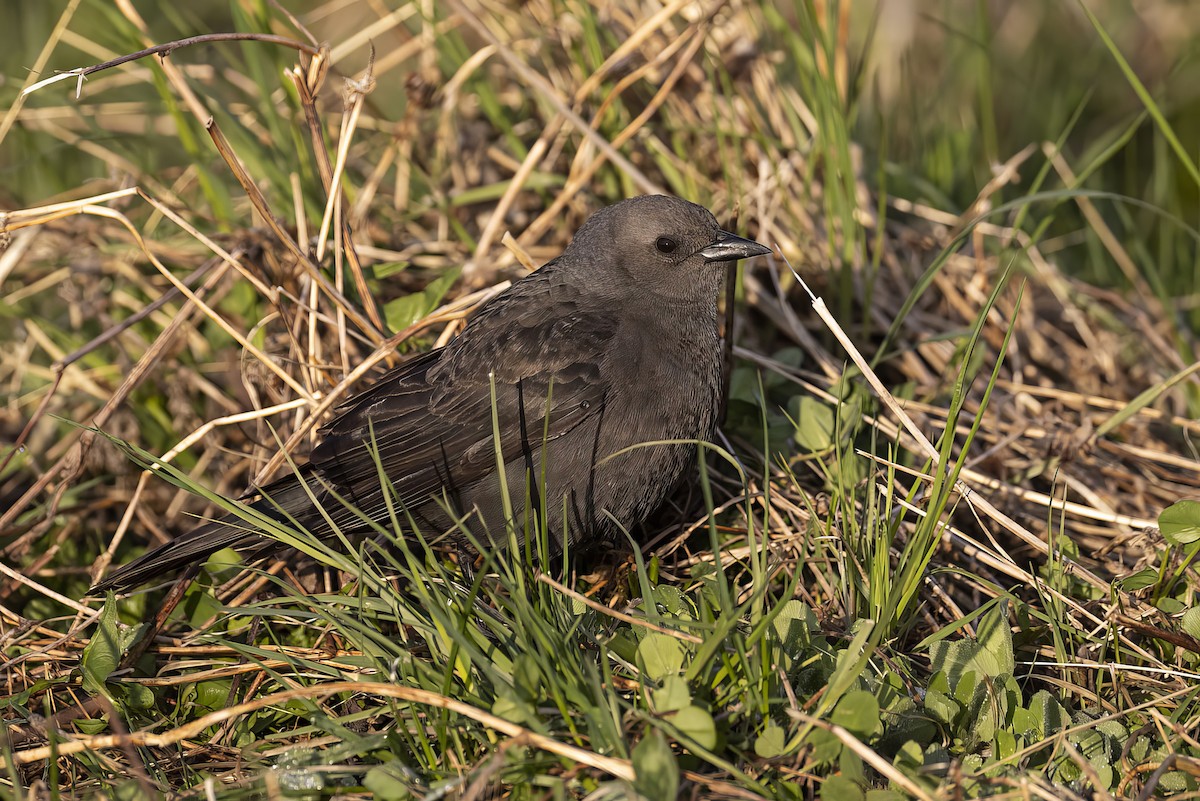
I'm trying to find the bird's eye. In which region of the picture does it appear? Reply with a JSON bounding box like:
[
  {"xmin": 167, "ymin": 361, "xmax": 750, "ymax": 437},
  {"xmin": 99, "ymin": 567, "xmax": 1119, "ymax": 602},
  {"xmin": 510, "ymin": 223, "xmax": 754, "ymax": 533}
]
[{"xmin": 655, "ymin": 237, "xmax": 678, "ymax": 254}]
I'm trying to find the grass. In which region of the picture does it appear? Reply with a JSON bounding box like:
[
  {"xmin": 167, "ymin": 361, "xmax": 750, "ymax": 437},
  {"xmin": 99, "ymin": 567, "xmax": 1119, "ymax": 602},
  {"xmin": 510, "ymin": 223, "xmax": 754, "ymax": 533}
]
[{"xmin": 2, "ymin": 0, "xmax": 1200, "ymax": 798}]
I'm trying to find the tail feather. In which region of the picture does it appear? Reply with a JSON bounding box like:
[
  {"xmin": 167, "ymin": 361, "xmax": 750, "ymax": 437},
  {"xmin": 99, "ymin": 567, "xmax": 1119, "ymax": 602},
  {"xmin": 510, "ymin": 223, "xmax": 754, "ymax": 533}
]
[
  {"xmin": 88, "ymin": 515, "xmax": 271, "ymax": 594},
  {"xmin": 89, "ymin": 463, "xmax": 443, "ymax": 594},
  {"xmin": 88, "ymin": 472, "xmax": 323, "ymax": 594}
]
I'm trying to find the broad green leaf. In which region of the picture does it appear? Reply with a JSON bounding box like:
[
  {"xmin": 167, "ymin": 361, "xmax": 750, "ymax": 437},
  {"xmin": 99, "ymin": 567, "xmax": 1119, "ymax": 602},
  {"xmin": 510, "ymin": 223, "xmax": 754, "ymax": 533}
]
[
  {"xmin": 924, "ymin": 688, "xmax": 959, "ymax": 726},
  {"xmin": 1157, "ymin": 597, "xmax": 1187, "ymax": 615},
  {"xmin": 1097, "ymin": 718, "xmax": 1129, "ymax": 741},
  {"xmin": 928, "ymin": 640, "xmax": 976, "ymax": 688},
  {"xmin": 995, "ymin": 728, "xmax": 1017, "ymax": 759},
  {"xmin": 1181, "ymin": 606, "xmax": 1200, "ymax": 640},
  {"xmin": 804, "ymin": 727, "xmax": 843, "ymax": 764},
  {"xmin": 772, "ymin": 599, "xmax": 814, "ymax": 656},
  {"xmin": 1029, "ymin": 690, "xmax": 1068, "ymax": 738},
  {"xmin": 80, "ymin": 596, "xmax": 122, "ymax": 702},
  {"xmin": 840, "ymin": 748, "xmax": 866, "ymax": 783},
  {"xmin": 182, "ymin": 588, "xmax": 224, "ymax": 631},
  {"xmin": 638, "ymin": 633, "xmax": 685, "ymax": 681},
  {"xmin": 651, "ymin": 585, "xmax": 689, "ymax": 616},
  {"xmin": 203, "ymin": 546, "xmax": 244, "ymax": 580},
  {"xmin": 122, "ymin": 683, "xmax": 155, "ymax": 711},
  {"xmin": 1160, "ymin": 500, "xmax": 1200, "ymax": 545},
  {"xmin": 867, "ymin": 791, "xmax": 907, "ymax": 801},
  {"xmin": 831, "ymin": 690, "xmax": 880, "ymax": 738},
  {"xmin": 1071, "ymin": 726, "xmax": 1108, "ymax": 760},
  {"xmin": 492, "ymin": 695, "xmax": 537, "ymax": 727},
  {"xmin": 653, "ymin": 675, "xmax": 691, "ymax": 714},
  {"xmin": 384, "ymin": 267, "xmax": 462, "ymax": 332},
  {"xmin": 632, "ymin": 729, "xmax": 678, "ymax": 801},
  {"xmin": 755, "ymin": 724, "xmax": 788, "ymax": 758},
  {"xmin": 954, "ymin": 670, "xmax": 979, "ymax": 705},
  {"xmin": 966, "ymin": 683, "xmax": 997, "ymax": 744},
  {"xmin": 893, "ymin": 740, "xmax": 923, "ymax": 770},
  {"xmin": 671, "ymin": 706, "xmax": 717, "ymax": 750},
  {"xmin": 75, "ymin": 718, "xmax": 107, "ymax": 735},
  {"xmin": 974, "ymin": 603, "xmax": 1015, "ymax": 677},
  {"xmin": 192, "ymin": 680, "xmax": 233, "ymax": 714},
  {"xmin": 821, "ymin": 774, "xmax": 864, "ymax": 801},
  {"xmin": 1117, "ymin": 567, "xmax": 1160, "ymax": 591},
  {"xmin": 363, "ymin": 764, "xmax": 411, "ymax": 800},
  {"xmin": 792, "ymin": 395, "xmax": 835, "ymax": 451}
]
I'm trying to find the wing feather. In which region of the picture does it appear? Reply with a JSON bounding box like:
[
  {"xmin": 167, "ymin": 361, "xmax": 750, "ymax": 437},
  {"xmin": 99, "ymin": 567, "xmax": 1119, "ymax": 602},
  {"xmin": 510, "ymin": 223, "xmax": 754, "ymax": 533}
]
[{"xmin": 299, "ymin": 271, "xmax": 616, "ymax": 526}]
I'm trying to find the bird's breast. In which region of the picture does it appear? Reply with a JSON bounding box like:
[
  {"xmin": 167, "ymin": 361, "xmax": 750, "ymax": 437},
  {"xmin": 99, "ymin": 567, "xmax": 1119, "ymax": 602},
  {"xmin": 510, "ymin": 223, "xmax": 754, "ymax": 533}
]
[{"xmin": 603, "ymin": 310, "xmax": 722, "ymax": 440}]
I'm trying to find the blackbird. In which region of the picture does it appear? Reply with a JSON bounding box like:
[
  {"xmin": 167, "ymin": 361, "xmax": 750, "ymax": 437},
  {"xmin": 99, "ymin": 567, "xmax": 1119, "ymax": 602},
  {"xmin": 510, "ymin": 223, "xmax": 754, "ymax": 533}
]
[{"xmin": 91, "ymin": 195, "xmax": 771, "ymax": 593}]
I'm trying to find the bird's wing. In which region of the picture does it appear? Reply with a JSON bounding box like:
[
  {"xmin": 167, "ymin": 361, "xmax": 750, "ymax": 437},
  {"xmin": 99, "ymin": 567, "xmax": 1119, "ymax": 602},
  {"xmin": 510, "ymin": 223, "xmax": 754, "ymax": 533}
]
[{"xmin": 304, "ymin": 274, "xmax": 616, "ymax": 514}]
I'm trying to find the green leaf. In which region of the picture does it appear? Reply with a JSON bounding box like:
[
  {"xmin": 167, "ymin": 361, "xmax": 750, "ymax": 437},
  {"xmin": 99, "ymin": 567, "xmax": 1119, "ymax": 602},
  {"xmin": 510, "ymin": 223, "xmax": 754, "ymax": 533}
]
[
  {"xmin": 75, "ymin": 717, "xmax": 107, "ymax": 735},
  {"xmin": 1157, "ymin": 597, "xmax": 1186, "ymax": 615},
  {"xmin": 192, "ymin": 680, "xmax": 233, "ymax": 714},
  {"xmin": 954, "ymin": 670, "xmax": 979, "ymax": 705},
  {"xmin": 1008, "ymin": 705, "xmax": 1036, "ymax": 738},
  {"xmin": 372, "ymin": 261, "xmax": 409, "ymax": 279},
  {"xmin": 363, "ymin": 763, "xmax": 413, "ymax": 800},
  {"xmin": 1160, "ymin": 500, "xmax": 1200, "ymax": 545},
  {"xmin": 182, "ymin": 587, "xmax": 224, "ymax": 631},
  {"xmin": 831, "ymin": 690, "xmax": 880, "ymax": 738},
  {"xmin": 492, "ymin": 695, "xmax": 537, "ymax": 727},
  {"xmin": 866, "ymin": 791, "xmax": 907, "ymax": 801},
  {"xmin": 203, "ymin": 546, "xmax": 244, "ymax": 580},
  {"xmin": 821, "ymin": 775, "xmax": 864, "ymax": 801},
  {"xmin": 728, "ymin": 365, "xmax": 764, "ymax": 406},
  {"xmin": 1028, "ymin": 690, "xmax": 1068, "ymax": 738},
  {"xmin": 755, "ymin": 724, "xmax": 788, "ymax": 758},
  {"xmin": 638, "ymin": 633, "xmax": 685, "ymax": 681},
  {"xmin": 122, "ymin": 682, "xmax": 156, "ymax": 712},
  {"xmin": 924, "ymin": 688, "xmax": 959, "ymax": 726},
  {"xmin": 839, "ymin": 748, "xmax": 866, "ymax": 784},
  {"xmin": 653, "ymin": 675, "xmax": 691, "ymax": 714},
  {"xmin": 383, "ymin": 267, "xmax": 462, "ymax": 332},
  {"xmin": 964, "ymin": 682, "xmax": 997, "ymax": 744},
  {"xmin": 512, "ymin": 654, "xmax": 543, "ymax": 702},
  {"xmin": 893, "ymin": 740, "xmax": 923, "ymax": 771},
  {"xmin": 81, "ymin": 595, "xmax": 122, "ymax": 702},
  {"xmin": 792, "ymin": 396, "xmax": 836, "ymax": 451},
  {"xmin": 973, "ymin": 603, "xmax": 1015, "ymax": 677},
  {"xmin": 804, "ymin": 727, "xmax": 843, "ymax": 765},
  {"xmin": 772, "ymin": 599, "xmax": 814, "ymax": 656},
  {"xmin": 1097, "ymin": 718, "xmax": 1128, "ymax": 742},
  {"xmin": 632, "ymin": 730, "xmax": 678, "ymax": 801},
  {"xmin": 995, "ymin": 728, "xmax": 1017, "ymax": 759},
  {"xmin": 1181, "ymin": 606, "xmax": 1200, "ymax": 640},
  {"xmin": 670, "ymin": 706, "xmax": 717, "ymax": 750},
  {"xmin": 928, "ymin": 640, "xmax": 976, "ymax": 688},
  {"xmin": 1118, "ymin": 567, "xmax": 1160, "ymax": 591},
  {"xmin": 651, "ymin": 585, "xmax": 690, "ymax": 616}
]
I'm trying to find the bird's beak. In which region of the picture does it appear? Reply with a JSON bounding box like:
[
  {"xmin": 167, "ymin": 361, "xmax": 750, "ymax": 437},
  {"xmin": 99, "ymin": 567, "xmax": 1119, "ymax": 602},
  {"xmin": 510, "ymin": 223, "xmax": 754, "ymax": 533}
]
[{"xmin": 699, "ymin": 230, "xmax": 772, "ymax": 263}]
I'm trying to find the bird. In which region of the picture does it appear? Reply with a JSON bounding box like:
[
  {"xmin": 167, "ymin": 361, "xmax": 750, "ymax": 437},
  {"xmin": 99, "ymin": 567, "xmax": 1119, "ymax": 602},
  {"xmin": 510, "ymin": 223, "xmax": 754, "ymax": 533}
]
[{"xmin": 90, "ymin": 195, "xmax": 771, "ymax": 593}]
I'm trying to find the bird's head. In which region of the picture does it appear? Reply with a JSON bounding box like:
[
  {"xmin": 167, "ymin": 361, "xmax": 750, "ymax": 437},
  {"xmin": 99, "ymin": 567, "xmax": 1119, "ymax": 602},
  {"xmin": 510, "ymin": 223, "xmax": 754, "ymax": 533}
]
[{"xmin": 560, "ymin": 195, "xmax": 771, "ymax": 302}]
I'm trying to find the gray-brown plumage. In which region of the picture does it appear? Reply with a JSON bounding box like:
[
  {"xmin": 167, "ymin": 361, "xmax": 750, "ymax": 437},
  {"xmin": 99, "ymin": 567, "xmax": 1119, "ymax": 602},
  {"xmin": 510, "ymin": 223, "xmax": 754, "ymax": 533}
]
[{"xmin": 91, "ymin": 195, "xmax": 770, "ymax": 593}]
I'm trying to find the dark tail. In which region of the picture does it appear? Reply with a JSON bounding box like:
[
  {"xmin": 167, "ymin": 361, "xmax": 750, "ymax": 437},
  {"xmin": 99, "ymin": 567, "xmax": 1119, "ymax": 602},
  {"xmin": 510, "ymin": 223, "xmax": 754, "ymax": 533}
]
[
  {"xmin": 88, "ymin": 471, "xmax": 323, "ymax": 594},
  {"xmin": 88, "ymin": 514, "xmax": 269, "ymax": 594}
]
